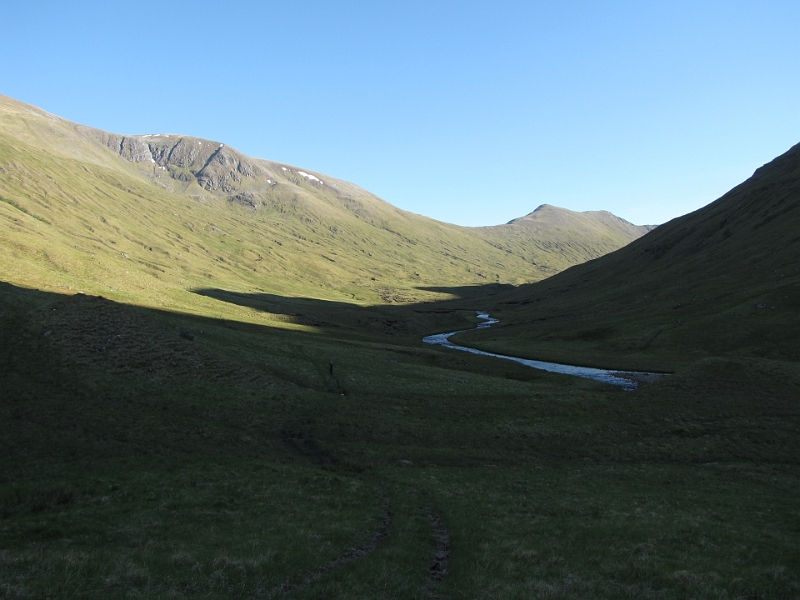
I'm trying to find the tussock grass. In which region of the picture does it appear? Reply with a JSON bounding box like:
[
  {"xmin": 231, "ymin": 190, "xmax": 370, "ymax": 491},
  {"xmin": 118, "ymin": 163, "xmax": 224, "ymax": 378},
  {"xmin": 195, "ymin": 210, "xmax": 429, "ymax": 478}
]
[
  {"xmin": 1, "ymin": 96, "xmax": 799, "ymax": 597},
  {"xmin": 468, "ymin": 142, "xmax": 800, "ymax": 372},
  {"xmin": 2, "ymin": 283, "xmax": 798, "ymax": 597}
]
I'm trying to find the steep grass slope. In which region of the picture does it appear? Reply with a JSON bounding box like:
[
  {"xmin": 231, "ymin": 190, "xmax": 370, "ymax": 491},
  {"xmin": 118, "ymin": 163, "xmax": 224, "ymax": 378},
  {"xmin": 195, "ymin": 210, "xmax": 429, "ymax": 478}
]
[
  {"xmin": 0, "ymin": 94, "xmax": 648, "ymax": 314},
  {"xmin": 1, "ymin": 95, "xmax": 798, "ymax": 598},
  {"xmin": 462, "ymin": 142, "xmax": 800, "ymax": 370}
]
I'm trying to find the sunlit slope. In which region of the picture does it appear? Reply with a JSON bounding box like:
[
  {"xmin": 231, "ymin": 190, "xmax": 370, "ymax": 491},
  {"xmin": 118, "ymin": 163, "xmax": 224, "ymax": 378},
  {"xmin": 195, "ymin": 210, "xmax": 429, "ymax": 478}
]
[
  {"xmin": 465, "ymin": 143, "xmax": 800, "ymax": 369},
  {"xmin": 477, "ymin": 204, "xmax": 653, "ymax": 277},
  {"xmin": 0, "ymin": 94, "xmax": 648, "ymax": 310}
]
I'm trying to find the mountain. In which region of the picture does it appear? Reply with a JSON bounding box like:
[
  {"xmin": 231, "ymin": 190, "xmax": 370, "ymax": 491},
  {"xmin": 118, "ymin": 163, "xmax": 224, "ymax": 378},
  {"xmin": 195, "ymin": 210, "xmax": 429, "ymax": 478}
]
[
  {"xmin": 0, "ymin": 94, "xmax": 649, "ymax": 310},
  {"xmin": 462, "ymin": 142, "xmax": 800, "ymax": 370},
  {"xmin": 477, "ymin": 204, "xmax": 654, "ymax": 277},
  {"xmin": 2, "ymin": 95, "xmax": 797, "ymax": 598}
]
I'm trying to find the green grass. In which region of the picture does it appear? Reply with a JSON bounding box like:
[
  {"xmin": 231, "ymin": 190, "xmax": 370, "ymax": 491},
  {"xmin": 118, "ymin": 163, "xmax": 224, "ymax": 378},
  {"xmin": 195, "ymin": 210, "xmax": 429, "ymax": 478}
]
[
  {"xmin": 1, "ymin": 95, "xmax": 799, "ymax": 598},
  {"xmin": 0, "ymin": 93, "xmax": 648, "ymax": 315},
  {"xmin": 391, "ymin": 463, "xmax": 799, "ymax": 599},
  {"xmin": 1, "ymin": 460, "xmax": 383, "ymax": 598},
  {"xmin": 2, "ymin": 282, "xmax": 798, "ymax": 598},
  {"xmin": 462, "ymin": 142, "xmax": 800, "ymax": 372}
]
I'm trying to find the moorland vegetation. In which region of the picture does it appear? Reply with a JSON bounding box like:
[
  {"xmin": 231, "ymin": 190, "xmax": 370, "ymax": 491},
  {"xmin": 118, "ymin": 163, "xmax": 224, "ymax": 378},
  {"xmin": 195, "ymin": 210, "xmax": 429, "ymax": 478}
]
[{"xmin": 1, "ymin": 94, "xmax": 798, "ymax": 599}]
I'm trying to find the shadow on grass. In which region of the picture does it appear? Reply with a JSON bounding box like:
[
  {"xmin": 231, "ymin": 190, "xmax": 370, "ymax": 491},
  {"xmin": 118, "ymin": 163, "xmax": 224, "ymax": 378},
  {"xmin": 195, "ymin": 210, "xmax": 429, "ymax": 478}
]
[
  {"xmin": 189, "ymin": 285, "xmax": 502, "ymax": 341},
  {"xmin": 3, "ymin": 280, "xmax": 800, "ymax": 599}
]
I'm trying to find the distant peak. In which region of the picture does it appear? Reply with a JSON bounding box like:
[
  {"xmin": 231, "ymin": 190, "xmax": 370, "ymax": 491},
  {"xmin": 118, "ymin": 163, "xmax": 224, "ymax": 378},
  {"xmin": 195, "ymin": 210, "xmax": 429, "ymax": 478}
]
[{"xmin": 506, "ymin": 204, "xmax": 565, "ymax": 224}]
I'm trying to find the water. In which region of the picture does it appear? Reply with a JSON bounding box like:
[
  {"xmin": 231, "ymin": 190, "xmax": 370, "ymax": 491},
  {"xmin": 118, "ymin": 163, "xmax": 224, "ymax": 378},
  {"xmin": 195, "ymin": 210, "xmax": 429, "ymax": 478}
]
[{"xmin": 423, "ymin": 312, "xmax": 662, "ymax": 390}]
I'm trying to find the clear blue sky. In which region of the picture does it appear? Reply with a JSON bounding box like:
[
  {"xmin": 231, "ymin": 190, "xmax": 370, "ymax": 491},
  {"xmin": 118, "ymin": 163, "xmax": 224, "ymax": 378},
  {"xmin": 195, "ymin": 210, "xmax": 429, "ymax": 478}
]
[{"xmin": 3, "ymin": 1, "xmax": 799, "ymax": 226}]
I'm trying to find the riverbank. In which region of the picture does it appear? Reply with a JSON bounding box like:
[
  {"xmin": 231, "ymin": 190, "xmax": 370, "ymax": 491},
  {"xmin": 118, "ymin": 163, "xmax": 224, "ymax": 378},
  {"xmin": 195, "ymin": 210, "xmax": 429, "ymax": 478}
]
[{"xmin": 424, "ymin": 312, "xmax": 665, "ymax": 389}]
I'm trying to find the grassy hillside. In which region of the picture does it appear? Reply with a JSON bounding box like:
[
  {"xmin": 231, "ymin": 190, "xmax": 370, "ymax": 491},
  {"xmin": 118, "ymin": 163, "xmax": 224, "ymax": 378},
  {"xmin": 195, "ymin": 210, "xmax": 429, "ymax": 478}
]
[
  {"xmin": 460, "ymin": 142, "xmax": 800, "ymax": 372},
  {"xmin": 1, "ymin": 95, "xmax": 798, "ymax": 598},
  {"xmin": 0, "ymin": 93, "xmax": 649, "ymax": 316},
  {"xmin": 476, "ymin": 204, "xmax": 656, "ymax": 277}
]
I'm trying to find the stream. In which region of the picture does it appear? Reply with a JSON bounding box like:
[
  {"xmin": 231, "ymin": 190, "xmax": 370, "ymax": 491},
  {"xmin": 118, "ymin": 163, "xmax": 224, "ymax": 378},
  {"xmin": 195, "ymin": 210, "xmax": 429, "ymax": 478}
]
[{"xmin": 423, "ymin": 312, "xmax": 662, "ymax": 390}]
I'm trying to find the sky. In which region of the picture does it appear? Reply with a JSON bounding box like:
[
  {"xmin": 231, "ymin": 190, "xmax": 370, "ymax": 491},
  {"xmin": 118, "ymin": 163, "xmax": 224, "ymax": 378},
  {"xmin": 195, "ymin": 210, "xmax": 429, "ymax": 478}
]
[{"xmin": 2, "ymin": 1, "xmax": 799, "ymax": 227}]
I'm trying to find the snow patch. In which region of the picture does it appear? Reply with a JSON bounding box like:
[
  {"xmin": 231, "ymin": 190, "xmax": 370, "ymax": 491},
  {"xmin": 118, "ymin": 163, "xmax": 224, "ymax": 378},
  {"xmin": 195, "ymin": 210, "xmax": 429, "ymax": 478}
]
[{"xmin": 298, "ymin": 171, "xmax": 322, "ymax": 183}]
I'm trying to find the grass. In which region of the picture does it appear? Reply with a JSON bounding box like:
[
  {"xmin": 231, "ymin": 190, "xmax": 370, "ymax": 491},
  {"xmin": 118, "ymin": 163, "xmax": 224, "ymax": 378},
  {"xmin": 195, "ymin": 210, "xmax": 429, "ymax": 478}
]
[
  {"xmin": 1, "ymin": 460, "xmax": 383, "ymax": 598},
  {"xmin": 0, "ymin": 93, "xmax": 647, "ymax": 314},
  {"xmin": 392, "ymin": 462, "xmax": 799, "ymax": 599},
  {"xmin": 460, "ymin": 142, "xmax": 800, "ymax": 373},
  {"xmin": 2, "ymin": 282, "xmax": 798, "ymax": 598},
  {"xmin": 1, "ymin": 95, "xmax": 799, "ymax": 597}
]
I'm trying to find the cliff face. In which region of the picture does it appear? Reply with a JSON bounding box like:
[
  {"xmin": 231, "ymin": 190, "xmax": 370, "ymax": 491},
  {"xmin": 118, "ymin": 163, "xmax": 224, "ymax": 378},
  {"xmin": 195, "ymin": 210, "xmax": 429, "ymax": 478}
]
[{"xmin": 87, "ymin": 130, "xmax": 267, "ymax": 194}]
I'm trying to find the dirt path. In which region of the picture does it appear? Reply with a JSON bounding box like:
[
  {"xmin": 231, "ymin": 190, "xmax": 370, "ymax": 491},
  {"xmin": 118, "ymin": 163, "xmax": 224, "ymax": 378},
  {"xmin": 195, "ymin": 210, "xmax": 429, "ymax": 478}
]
[
  {"xmin": 425, "ymin": 505, "xmax": 452, "ymax": 598},
  {"xmin": 305, "ymin": 490, "xmax": 394, "ymax": 583},
  {"xmin": 269, "ymin": 490, "xmax": 394, "ymax": 597}
]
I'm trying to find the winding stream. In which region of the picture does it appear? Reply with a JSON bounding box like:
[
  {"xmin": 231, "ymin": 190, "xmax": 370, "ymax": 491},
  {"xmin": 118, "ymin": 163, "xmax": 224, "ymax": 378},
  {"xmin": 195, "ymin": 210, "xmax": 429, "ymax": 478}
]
[{"xmin": 423, "ymin": 312, "xmax": 661, "ymax": 390}]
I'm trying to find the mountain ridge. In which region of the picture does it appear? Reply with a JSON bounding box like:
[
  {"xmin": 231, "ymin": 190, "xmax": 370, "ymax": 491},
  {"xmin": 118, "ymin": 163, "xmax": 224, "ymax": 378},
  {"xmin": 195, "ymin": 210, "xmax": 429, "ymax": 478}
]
[
  {"xmin": 0, "ymin": 93, "xmax": 651, "ymax": 309},
  {"xmin": 1, "ymin": 96, "xmax": 798, "ymax": 599},
  {"xmin": 461, "ymin": 141, "xmax": 800, "ymax": 370}
]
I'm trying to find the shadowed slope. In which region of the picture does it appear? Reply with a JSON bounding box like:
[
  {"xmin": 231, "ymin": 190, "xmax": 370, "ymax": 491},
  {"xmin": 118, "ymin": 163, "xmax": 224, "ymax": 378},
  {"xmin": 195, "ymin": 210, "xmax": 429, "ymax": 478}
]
[{"xmin": 462, "ymin": 143, "xmax": 800, "ymax": 370}]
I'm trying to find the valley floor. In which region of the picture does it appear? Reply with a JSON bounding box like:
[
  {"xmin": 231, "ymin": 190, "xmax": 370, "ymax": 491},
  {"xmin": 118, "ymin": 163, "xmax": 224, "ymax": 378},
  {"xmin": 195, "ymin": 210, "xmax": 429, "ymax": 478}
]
[{"xmin": 1, "ymin": 283, "xmax": 798, "ymax": 599}]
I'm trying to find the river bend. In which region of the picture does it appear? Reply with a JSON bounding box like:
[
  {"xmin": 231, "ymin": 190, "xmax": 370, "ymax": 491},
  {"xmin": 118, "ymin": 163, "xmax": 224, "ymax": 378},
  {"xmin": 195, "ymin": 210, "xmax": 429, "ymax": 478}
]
[{"xmin": 423, "ymin": 312, "xmax": 661, "ymax": 390}]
